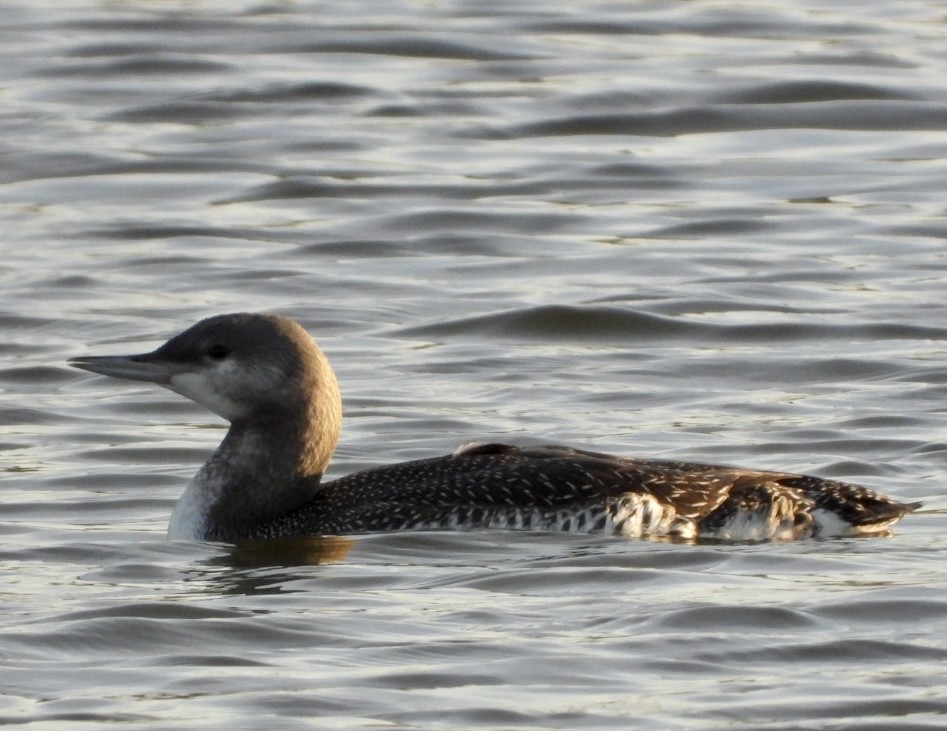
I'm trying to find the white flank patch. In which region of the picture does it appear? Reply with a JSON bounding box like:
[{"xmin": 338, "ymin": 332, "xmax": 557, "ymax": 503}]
[
  {"xmin": 611, "ymin": 494, "xmax": 677, "ymax": 537},
  {"xmin": 811, "ymin": 509, "xmax": 856, "ymax": 537},
  {"xmin": 705, "ymin": 510, "xmax": 782, "ymax": 541}
]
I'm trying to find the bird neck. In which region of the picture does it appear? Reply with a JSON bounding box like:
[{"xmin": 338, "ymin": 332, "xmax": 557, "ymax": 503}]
[{"xmin": 169, "ymin": 392, "xmax": 342, "ymax": 542}]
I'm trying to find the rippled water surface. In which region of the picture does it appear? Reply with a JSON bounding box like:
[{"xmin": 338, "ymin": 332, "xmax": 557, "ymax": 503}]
[{"xmin": 2, "ymin": 0, "xmax": 947, "ymax": 728}]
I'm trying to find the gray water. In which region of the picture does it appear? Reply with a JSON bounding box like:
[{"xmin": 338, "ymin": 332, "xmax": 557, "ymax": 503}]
[{"xmin": 2, "ymin": 1, "xmax": 947, "ymax": 728}]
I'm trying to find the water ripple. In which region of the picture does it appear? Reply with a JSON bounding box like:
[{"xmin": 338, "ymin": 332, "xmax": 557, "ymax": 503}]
[{"xmin": 3, "ymin": 0, "xmax": 947, "ymax": 728}]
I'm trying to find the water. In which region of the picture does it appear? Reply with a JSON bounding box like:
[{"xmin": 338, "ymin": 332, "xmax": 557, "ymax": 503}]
[{"xmin": 2, "ymin": 0, "xmax": 946, "ymax": 728}]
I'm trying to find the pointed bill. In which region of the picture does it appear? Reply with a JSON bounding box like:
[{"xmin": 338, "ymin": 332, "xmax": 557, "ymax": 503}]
[{"xmin": 67, "ymin": 353, "xmax": 184, "ymax": 386}]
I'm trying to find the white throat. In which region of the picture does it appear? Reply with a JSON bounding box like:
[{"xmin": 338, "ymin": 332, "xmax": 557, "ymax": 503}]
[{"xmin": 167, "ymin": 363, "xmax": 249, "ymax": 422}]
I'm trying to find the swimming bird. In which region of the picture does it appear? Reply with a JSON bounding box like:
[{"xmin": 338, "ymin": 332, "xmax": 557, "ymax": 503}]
[{"xmin": 69, "ymin": 313, "xmax": 918, "ymax": 542}]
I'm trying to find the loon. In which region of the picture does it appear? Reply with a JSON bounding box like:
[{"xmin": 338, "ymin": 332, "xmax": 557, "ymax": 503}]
[{"xmin": 68, "ymin": 313, "xmax": 919, "ymax": 543}]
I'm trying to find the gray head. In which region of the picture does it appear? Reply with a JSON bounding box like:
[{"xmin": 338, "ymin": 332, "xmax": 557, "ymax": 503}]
[
  {"xmin": 72, "ymin": 314, "xmax": 345, "ymax": 540},
  {"xmin": 69, "ymin": 313, "xmax": 341, "ymax": 428}
]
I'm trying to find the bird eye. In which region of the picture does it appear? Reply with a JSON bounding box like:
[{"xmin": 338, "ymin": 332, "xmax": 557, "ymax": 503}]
[{"xmin": 206, "ymin": 344, "xmax": 230, "ymax": 360}]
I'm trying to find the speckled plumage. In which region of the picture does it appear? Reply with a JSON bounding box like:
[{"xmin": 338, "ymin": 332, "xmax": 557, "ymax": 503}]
[
  {"xmin": 246, "ymin": 443, "xmax": 916, "ymax": 541},
  {"xmin": 70, "ymin": 313, "xmax": 919, "ymax": 543}
]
